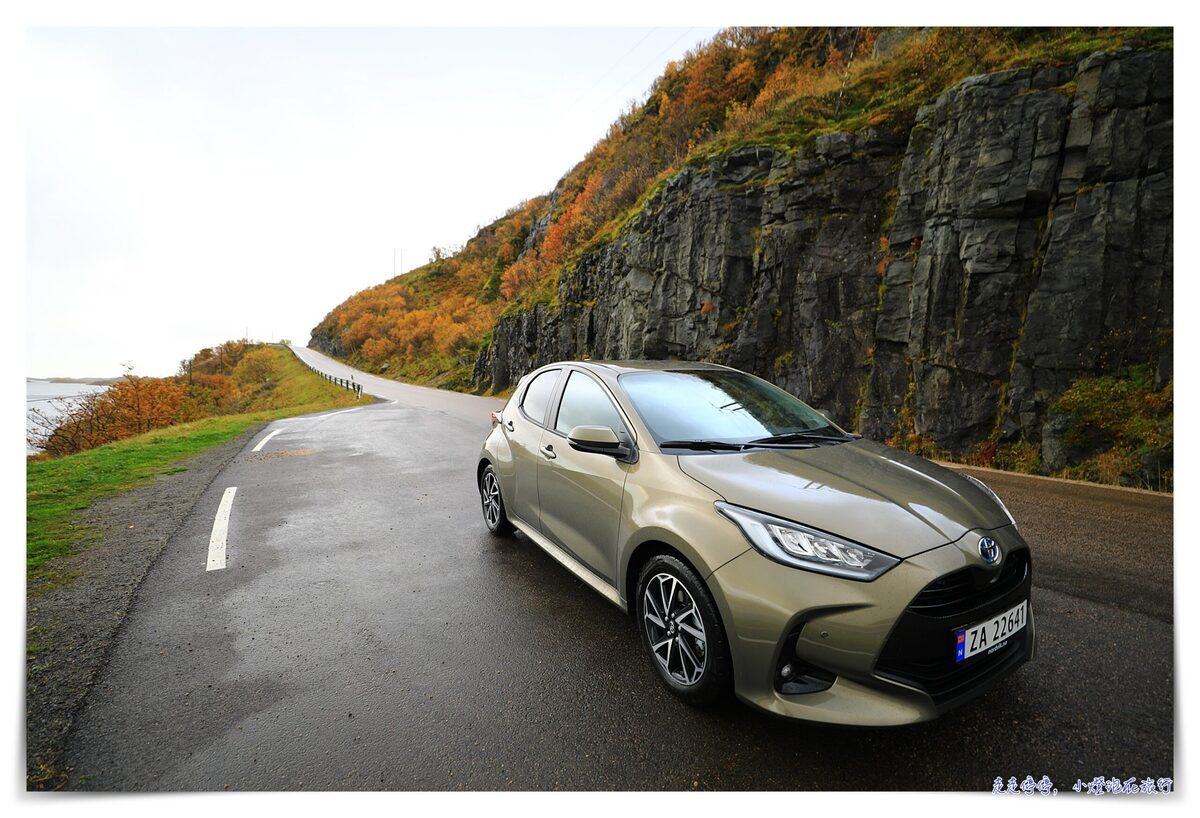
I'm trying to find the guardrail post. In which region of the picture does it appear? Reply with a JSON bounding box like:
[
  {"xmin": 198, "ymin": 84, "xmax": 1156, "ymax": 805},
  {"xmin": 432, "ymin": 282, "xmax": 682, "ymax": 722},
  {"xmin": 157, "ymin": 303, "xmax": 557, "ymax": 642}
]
[{"xmin": 300, "ymin": 357, "xmax": 367, "ymax": 400}]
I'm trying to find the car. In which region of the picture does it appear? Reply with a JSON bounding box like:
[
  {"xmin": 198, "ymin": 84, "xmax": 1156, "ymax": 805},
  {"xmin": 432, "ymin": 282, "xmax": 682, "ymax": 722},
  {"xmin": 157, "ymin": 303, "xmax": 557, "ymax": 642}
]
[{"xmin": 476, "ymin": 360, "xmax": 1034, "ymax": 725}]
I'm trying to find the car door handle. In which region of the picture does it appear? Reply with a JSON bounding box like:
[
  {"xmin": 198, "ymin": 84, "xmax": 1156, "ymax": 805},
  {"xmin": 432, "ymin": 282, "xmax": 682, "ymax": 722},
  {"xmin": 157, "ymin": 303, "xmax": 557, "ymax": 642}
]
[
  {"xmin": 505, "ymin": 420, "xmax": 514, "ymax": 431},
  {"xmin": 541, "ymin": 443, "xmax": 557, "ymax": 460}
]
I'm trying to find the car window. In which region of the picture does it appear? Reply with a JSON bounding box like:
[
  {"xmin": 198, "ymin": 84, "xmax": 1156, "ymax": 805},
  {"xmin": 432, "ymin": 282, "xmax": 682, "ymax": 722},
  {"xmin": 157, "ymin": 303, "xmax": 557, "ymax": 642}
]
[
  {"xmin": 554, "ymin": 371, "xmax": 624, "ymax": 435},
  {"xmin": 520, "ymin": 369, "xmax": 560, "ymax": 426},
  {"xmin": 619, "ymin": 369, "xmax": 835, "ymax": 443}
]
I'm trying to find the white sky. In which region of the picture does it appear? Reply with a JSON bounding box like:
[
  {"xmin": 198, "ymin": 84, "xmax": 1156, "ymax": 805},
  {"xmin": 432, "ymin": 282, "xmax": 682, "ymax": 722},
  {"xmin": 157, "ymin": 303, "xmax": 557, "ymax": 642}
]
[{"xmin": 26, "ymin": 26, "xmax": 719, "ymax": 377}]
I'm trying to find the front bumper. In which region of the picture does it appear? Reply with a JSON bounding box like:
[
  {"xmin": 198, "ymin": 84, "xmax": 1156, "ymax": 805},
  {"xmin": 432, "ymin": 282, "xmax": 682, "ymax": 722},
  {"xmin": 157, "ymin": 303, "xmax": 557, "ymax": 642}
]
[{"xmin": 707, "ymin": 524, "xmax": 1035, "ymax": 726}]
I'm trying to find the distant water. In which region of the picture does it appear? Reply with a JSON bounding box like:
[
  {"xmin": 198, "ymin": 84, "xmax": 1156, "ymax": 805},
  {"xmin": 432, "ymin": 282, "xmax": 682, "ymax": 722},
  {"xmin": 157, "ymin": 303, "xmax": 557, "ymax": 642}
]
[{"xmin": 26, "ymin": 379, "xmax": 109, "ymax": 455}]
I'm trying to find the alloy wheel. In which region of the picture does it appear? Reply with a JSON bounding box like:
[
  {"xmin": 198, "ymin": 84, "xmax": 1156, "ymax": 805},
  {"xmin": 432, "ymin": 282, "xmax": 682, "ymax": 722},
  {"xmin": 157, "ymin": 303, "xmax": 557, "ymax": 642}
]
[
  {"xmin": 481, "ymin": 470, "xmax": 502, "ymax": 529},
  {"xmin": 643, "ymin": 572, "xmax": 707, "ymax": 686}
]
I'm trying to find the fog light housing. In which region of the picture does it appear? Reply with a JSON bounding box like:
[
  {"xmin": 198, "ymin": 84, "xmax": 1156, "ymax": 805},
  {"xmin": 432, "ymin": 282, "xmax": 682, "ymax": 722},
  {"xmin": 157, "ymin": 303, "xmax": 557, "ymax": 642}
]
[{"xmin": 776, "ymin": 631, "xmax": 835, "ymax": 695}]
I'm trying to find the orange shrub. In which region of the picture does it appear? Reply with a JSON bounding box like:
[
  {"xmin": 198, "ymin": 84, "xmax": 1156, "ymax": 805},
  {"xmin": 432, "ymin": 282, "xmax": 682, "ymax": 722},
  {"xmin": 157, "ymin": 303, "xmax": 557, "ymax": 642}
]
[
  {"xmin": 186, "ymin": 372, "xmax": 243, "ymax": 415},
  {"xmin": 33, "ymin": 373, "xmax": 190, "ymax": 456},
  {"xmin": 232, "ymin": 347, "xmax": 277, "ymax": 386},
  {"xmin": 362, "ymin": 337, "xmax": 396, "ymax": 364}
]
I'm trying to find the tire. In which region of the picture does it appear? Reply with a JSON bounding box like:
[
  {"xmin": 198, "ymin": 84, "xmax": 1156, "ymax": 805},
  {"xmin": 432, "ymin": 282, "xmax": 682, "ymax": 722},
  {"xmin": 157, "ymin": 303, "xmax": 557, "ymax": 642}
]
[
  {"xmin": 636, "ymin": 554, "xmax": 732, "ymax": 705},
  {"xmin": 479, "ymin": 464, "xmax": 515, "ymax": 536}
]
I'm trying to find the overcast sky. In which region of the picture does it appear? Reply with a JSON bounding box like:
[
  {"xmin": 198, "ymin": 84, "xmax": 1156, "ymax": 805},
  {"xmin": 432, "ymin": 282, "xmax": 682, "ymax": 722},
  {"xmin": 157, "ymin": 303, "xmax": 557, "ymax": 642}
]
[{"xmin": 26, "ymin": 26, "xmax": 720, "ymax": 377}]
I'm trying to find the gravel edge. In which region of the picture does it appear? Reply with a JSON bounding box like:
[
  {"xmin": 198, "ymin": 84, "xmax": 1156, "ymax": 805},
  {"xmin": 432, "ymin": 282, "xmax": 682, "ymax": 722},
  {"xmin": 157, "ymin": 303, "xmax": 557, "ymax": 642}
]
[{"xmin": 25, "ymin": 426, "xmax": 263, "ymax": 789}]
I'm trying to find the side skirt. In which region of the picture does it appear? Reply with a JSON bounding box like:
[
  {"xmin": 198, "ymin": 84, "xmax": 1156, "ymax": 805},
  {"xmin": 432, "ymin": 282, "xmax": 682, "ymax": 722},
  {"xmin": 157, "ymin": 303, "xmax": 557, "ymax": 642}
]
[{"xmin": 510, "ymin": 518, "xmax": 627, "ymax": 613}]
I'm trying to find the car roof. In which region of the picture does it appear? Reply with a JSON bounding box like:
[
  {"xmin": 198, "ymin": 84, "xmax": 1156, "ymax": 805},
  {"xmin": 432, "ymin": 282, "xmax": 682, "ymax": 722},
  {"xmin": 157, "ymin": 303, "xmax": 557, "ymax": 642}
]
[{"xmin": 562, "ymin": 359, "xmax": 732, "ymax": 375}]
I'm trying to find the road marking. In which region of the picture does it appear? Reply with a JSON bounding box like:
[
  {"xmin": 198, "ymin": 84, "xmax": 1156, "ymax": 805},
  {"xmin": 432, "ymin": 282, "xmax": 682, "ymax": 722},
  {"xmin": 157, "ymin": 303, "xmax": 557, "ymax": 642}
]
[
  {"xmin": 252, "ymin": 428, "xmax": 283, "ymax": 452},
  {"xmin": 205, "ymin": 487, "xmax": 238, "ymax": 572},
  {"xmin": 321, "ymin": 406, "xmax": 364, "ymax": 418}
]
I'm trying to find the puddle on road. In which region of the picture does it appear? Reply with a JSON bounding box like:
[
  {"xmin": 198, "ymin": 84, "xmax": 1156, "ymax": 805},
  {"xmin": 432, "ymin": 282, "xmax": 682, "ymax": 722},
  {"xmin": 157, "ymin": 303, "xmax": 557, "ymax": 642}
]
[{"xmin": 245, "ymin": 448, "xmax": 321, "ymax": 462}]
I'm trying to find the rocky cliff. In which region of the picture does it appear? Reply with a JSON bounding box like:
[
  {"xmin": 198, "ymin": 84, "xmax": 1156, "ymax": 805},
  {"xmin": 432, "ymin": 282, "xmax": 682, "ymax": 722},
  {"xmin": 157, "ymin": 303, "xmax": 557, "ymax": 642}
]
[{"xmin": 473, "ymin": 47, "xmax": 1172, "ymax": 476}]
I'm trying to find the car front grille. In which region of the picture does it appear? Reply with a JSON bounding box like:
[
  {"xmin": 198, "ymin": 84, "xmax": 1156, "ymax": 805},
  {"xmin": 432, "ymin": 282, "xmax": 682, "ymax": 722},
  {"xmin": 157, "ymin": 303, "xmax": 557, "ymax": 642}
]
[{"xmin": 874, "ymin": 547, "xmax": 1032, "ymax": 710}]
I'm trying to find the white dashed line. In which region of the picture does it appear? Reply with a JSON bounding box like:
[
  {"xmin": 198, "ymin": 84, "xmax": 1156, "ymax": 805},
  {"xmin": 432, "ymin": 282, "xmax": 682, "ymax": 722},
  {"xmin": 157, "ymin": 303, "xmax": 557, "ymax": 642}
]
[
  {"xmin": 321, "ymin": 407, "xmax": 365, "ymax": 419},
  {"xmin": 252, "ymin": 428, "xmax": 283, "ymax": 452},
  {"xmin": 205, "ymin": 487, "xmax": 238, "ymax": 572}
]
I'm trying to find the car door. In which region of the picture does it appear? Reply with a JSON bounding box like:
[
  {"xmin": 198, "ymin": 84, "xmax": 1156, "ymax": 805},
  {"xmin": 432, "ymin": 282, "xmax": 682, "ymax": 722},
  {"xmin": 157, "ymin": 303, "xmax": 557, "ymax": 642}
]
[
  {"xmin": 506, "ymin": 367, "xmax": 562, "ymax": 530},
  {"xmin": 536, "ymin": 369, "xmax": 632, "ymax": 583}
]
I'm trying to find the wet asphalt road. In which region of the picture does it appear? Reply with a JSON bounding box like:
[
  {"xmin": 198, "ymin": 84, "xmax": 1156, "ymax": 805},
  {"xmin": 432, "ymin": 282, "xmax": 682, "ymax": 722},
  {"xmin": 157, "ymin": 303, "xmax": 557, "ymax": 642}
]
[{"xmin": 65, "ymin": 347, "xmax": 1173, "ymax": 790}]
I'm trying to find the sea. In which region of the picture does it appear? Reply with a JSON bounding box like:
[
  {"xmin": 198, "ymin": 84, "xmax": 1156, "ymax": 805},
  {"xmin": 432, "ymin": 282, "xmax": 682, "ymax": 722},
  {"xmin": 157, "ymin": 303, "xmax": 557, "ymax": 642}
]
[{"xmin": 26, "ymin": 379, "xmax": 109, "ymax": 455}]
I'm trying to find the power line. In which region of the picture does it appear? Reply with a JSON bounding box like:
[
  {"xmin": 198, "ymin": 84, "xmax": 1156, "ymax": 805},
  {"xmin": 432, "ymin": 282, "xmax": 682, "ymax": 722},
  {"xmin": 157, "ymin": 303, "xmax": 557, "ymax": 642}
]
[
  {"xmin": 602, "ymin": 27, "xmax": 697, "ymax": 112},
  {"xmin": 551, "ymin": 27, "xmax": 660, "ymax": 126}
]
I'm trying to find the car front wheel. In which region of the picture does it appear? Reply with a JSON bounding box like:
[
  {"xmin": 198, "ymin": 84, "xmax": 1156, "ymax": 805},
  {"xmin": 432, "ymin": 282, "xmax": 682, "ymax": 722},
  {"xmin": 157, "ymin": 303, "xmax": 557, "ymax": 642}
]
[{"xmin": 636, "ymin": 554, "xmax": 732, "ymax": 705}]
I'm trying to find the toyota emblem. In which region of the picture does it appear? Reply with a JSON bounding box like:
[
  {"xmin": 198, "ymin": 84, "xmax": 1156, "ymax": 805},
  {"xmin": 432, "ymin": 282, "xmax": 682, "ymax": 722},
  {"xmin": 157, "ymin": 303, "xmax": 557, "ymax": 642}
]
[{"xmin": 978, "ymin": 536, "xmax": 1001, "ymax": 565}]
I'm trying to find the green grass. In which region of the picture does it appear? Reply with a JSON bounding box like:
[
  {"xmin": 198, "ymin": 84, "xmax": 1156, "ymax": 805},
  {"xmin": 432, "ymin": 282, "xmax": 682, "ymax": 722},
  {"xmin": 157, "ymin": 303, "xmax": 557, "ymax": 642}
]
[{"xmin": 26, "ymin": 347, "xmax": 360, "ymax": 578}]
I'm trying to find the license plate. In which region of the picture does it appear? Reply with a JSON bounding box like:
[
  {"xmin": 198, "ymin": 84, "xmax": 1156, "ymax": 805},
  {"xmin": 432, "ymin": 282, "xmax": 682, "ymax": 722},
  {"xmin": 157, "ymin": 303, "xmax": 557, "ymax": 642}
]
[{"xmin": 955, "ymin": 600, "xmax": 1028, "ymax": 663}]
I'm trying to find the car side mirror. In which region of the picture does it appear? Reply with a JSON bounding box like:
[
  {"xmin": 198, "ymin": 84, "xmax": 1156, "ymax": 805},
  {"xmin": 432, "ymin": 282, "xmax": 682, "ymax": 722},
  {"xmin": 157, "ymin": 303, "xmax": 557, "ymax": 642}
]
[{"xmin": 567, "ymin": 425, "xmax": 631, "ymax": 460}]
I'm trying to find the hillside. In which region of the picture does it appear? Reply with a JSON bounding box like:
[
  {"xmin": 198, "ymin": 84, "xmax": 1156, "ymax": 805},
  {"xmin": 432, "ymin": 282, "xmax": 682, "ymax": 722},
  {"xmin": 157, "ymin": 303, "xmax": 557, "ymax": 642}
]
[{"xmin": 311, "ymin": 27, "xmax": 1173, "ymax": 489}]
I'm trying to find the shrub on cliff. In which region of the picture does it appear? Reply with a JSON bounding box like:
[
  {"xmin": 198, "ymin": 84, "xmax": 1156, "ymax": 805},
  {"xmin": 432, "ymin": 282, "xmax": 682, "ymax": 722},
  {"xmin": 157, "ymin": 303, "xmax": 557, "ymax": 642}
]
[{"xmin": 1045, "ymin": 367, "xmax": 1173, "ymax": 490}]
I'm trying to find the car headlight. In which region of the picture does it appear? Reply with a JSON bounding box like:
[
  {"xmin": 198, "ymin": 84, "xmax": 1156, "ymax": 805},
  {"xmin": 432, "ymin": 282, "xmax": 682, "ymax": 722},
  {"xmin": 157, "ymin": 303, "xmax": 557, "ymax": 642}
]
[
  {"xmin": 962, "ymin": 474, "xmax": 1017, "ymax": 528},
  {"xmin": 715, "ymin": 502, "xmax": 899, "ymax": 581}
]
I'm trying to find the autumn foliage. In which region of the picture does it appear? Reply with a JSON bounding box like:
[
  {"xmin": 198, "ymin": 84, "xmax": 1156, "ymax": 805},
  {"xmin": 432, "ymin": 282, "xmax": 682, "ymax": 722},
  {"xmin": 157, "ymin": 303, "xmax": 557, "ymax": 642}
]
[
  {"xmin": 29, "ymin": 341, "xmax": 293, "ymax": 457},
  {"xmin": 311, "ymin": 27, "xmax": 1169, "ymax": 389},
  {"xmin": 28, "ymin": 375, "xmax": 190, "ymax": 457}
]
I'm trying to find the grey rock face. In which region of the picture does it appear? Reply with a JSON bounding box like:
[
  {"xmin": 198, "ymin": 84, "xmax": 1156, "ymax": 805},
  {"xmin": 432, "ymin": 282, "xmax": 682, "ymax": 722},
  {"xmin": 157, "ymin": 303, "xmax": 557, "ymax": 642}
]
[
  {"xmin": 475, "ymin": 136, "xmax": 906, "ymax": 421},
  {"xmin": 474, "ymin": 48, "xmax": 1172, "ymax": 469},
  {"xmin": 1007, "ymin": 51, "xmax": 1173, "ymax": 443}
]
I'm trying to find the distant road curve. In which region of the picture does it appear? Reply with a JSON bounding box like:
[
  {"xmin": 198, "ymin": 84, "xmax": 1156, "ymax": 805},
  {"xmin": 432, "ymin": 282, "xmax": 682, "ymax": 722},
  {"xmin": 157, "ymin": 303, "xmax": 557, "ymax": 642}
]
[{"xmin": 287, "ymin": 344, "xmax": 501, "ymax": 425}]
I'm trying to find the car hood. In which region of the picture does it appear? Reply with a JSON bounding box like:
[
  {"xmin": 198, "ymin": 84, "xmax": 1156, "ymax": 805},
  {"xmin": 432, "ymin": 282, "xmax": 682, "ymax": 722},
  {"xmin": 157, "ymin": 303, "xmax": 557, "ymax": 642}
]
[{"xmin": 676, "ymin": 439, "xmax": 1010, "ymax": 559}]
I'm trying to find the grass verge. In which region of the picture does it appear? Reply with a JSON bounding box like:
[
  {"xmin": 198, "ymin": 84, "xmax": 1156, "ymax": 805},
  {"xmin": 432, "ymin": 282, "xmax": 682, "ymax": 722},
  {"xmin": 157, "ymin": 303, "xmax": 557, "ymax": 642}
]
[{"xmin": 26, "ymin": 346, "xmax": 360, "ymax": 578}]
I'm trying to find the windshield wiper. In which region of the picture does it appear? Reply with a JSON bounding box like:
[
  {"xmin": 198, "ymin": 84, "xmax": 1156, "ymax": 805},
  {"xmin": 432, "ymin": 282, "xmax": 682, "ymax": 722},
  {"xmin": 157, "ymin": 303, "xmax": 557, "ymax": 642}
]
[
  {"xmin": 658, "ymin": 439, "xmax": 749, "ymax": 452},
  {"xmin": 749, "ymin": 430, "xmax": 857, "ymax": 446}
]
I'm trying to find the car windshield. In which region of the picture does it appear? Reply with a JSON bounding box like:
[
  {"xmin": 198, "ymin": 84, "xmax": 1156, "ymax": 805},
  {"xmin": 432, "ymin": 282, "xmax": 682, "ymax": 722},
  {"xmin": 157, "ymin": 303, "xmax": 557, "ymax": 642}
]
[{"xmin": 618, "ymin": 369, "xmax": 841, "ymax": 445}]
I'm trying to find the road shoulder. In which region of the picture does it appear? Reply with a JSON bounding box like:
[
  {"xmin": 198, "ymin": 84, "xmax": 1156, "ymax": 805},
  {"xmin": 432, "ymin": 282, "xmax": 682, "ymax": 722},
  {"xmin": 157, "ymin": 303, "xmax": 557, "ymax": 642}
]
[{"xmin": 26, "ymin": 426, "xmax": 263, "ymax": 789}]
